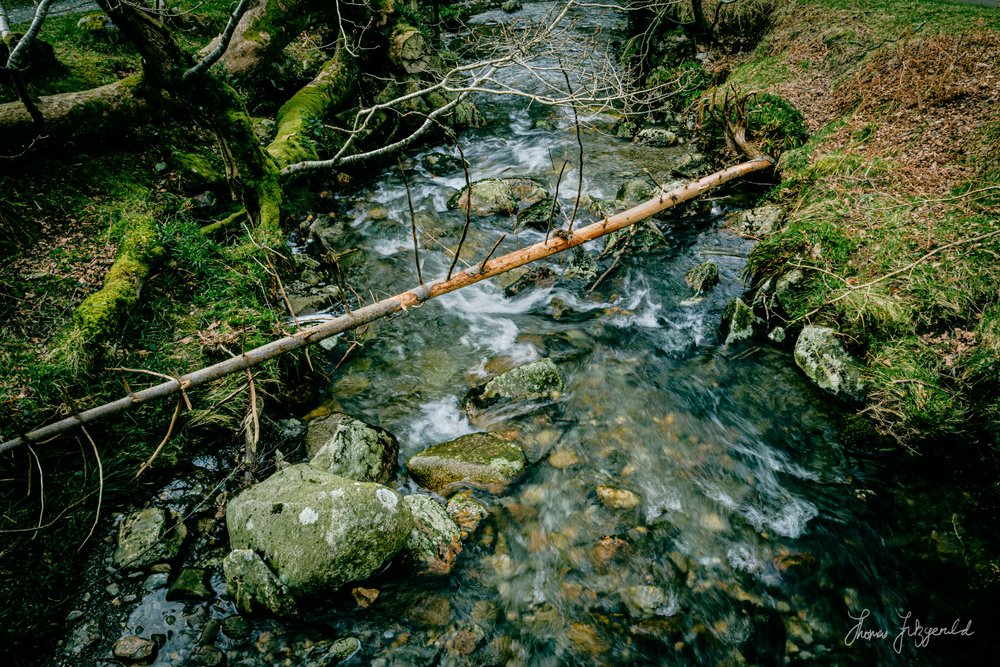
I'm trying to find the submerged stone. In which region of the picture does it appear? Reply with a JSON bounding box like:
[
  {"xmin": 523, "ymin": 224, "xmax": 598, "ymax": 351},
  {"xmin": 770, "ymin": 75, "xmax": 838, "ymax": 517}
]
[
  {"xmin": 497, "ymin": 265, "xmax": 557, "ymax": 298},
  {"xmin": 603, "ymin": 221, "xmax": 669, "ymax": 255},
  {"xmin": 221, "ymin": 614, "xmax": 251, "ymax": 641},
  {"xmin": 616, "ymin": 178, "xmax": 655, "ymax": 207},
  {"xmin": 223, "ymin": 549, "xmax": 298, "ymax": 618},
  {"xmin": 421, "ymin": 151, "xmax": 466, "ymax": 176},
  {"xmin": 685, "ymin": 261, "xmax": 719, "ymax": 294},
  {"xmin": 112, "ymin": 635, "xmax": 158, "ymax": 663},
  {"xmin": 166, "ymin": 568, "xmax": 213, "ymax": 601},
  {"xmin": 596, "ymin": 485, "xmax": 641, "ymax": 510},
  {"xmin": 448, "ymin": 178, "xmax": 547, "ymax": 216},
  {"xmin": 226, "ymin": 464, "xmax": 412, "ymax": 597},
  {"xmin": 464, "ymin": 358, "xmax": 563, "ymax": 416},
  {"xmin": 515, "ymin": 198, "xmax": 555, "ymax": 231},
  {"xmin": 402, "ymin": 495, "xmax": 463, "ymax": 574},
  {"xmin": 564, "ymin": 247, "xmax": 599, "ymax": 283},
  {"xmin": 407, "ymin": 433, "xmax": 527, "ymax": 495},
  {"xmin": 446, "ymin": 491, "xmax": 490, "ymax": 536},
  {"xmin": 113, "ymin": 507, "xmax": 186, "ymax": 570},
  {"xmin": 793, "ymin": 326, "xmax": 866, "ymax": 402},
  {"xmin": 621, "ymin": 585, "xmax": 671, "ymax": 619},
  {"xmin": 305, "ymin": 412, "xmax": 399, "ymax": 484}
]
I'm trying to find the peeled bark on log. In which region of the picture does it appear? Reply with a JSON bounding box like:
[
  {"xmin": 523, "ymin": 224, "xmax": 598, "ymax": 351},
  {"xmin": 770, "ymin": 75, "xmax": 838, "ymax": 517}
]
[
  {"xmin": 0, "ymin": 76, "xmax": 149, "ymax": 150},
  {"xmin": 0, "ymin": 156, "xmax": 773, "ymax": 454}
]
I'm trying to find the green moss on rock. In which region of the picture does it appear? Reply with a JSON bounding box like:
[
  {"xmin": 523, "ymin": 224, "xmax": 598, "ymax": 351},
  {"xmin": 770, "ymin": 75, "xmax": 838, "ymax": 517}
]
[
  {"xmin": 406, "ymin": 433, "xmax": 527, "ymax": 495},
  {"xmin": 465, "ymin": 358, "xmax": 564, "ymax": 416},
  {"xmin": 305, "ymin": 412, "xmax": 399, "ymax": 484},
  {"xmin": 222, "ymin": 549, "xmax": 299, "ymax": 618},
  {"xmin": 113, "ymin": 507, "xmax": 186, "ymax": 570},
  {"xmin": 226, "ymin": 464, "xmax": 412, "ymax": 597}
]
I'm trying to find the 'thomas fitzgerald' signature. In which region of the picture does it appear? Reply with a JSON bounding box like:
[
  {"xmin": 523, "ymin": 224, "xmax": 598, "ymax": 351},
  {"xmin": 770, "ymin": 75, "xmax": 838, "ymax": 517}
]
[{"xmin": 845, "ymin": 608, "xmax": 974, "ymax": 654}]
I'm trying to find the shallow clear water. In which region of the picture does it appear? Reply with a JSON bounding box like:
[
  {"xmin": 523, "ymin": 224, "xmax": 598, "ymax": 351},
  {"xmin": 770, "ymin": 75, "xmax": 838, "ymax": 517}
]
[{"xmin": 82, "ymin": 4, "xmax": 999, "ymax": 666}]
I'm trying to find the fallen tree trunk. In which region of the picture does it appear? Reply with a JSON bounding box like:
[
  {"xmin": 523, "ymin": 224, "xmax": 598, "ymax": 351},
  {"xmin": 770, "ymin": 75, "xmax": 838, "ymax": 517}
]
[
  {"xmin": 0, "ymin": 156, "xmax": 773, "ymax": 454},
  {"xmin": 0, "ymin": 76, "xmax": 149, "ymax": 150}
]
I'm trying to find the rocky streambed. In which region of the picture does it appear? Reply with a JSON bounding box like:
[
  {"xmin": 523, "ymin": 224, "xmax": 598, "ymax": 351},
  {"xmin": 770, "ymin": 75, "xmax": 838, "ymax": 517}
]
[{"xmin": 48, "ymin": 3, "xmax": 1000, "ymax": 666}]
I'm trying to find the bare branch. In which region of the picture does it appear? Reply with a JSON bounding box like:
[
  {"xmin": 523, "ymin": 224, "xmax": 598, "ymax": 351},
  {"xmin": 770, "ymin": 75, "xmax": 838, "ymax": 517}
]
[
  {"xmin": 183, "ymin": 0, "xmax": 252, "ymax": 81},
  {"xmin": 4, "ymin": 0, "xmax": 54, "ymax": 71},
  {"xmin": 0, "ymin": 1, "xmax": 13, "ymax": 42}
]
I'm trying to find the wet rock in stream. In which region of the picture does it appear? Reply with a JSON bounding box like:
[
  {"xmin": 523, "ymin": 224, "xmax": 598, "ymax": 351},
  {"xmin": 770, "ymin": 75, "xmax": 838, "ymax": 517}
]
[
  {"xmin": 446, "ymin": 491, "xmax": 490, "ymax": 537},
  {"xmin": 685, "ymin": 261, "xmax": 719, "ymax": 294},
  {"xmin": 223, "ymin": 550, "xmax": 299, "ymax": 618},
  {"xmin": 720, "ymin": 297, "xmax": 759, "ymax": 346},
  {"xmin": 305, "ymin": 412, "xmax": 399, "ymax": 484},
  {"xmin": 596, "ymin": 485, "xmax": 642, "ymax": 510},
  {"xmin": 464, "ymin": 358, "xmax": 563, "ymax": 417},
  {"xmin": 112, "ymin": 634, "xmax": 158, "ymax": 663},
  {"xmin": 226, "ymin": 464, "xmax": 412, "ymax": 597},
  {"xmin": 113, "ymin": 507, "xmax": 187, "ymax": 570},
  {"xmin": 402, "ymin": 494, "xmax": 464, "ymax": 574},
  {"xmin": 166, "ymin": 567, "xmax": 212, "ymax": 601},
  {"xmin": 407, "ymin": 433, "xmax": 527, "ymax": 495},
  {"xmin": 447, "ymin": 177, "xmax": 547, "ymax": 216},
  {"xmin": 793, "ymin": 326, "xmax": 866, "ymax": 402}
]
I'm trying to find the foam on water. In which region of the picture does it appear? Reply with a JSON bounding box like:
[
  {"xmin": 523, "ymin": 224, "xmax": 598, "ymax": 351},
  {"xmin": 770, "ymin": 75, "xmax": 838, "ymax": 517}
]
[{"xmin": 405, "ymin": 395, "xmax": 475, "ymax": 448}]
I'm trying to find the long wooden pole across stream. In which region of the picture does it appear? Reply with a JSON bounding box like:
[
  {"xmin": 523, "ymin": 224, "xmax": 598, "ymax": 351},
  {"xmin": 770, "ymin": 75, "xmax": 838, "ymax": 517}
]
[{"xmin": 0, "ymin": 157, "xmax": 773, "ymax": 454}]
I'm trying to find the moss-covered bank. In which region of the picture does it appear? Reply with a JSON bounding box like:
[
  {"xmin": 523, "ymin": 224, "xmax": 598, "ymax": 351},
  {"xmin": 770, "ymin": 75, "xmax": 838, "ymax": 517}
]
[{"xmin": 660, "ymin": 0, "xmax": 999, "ymax": 452}]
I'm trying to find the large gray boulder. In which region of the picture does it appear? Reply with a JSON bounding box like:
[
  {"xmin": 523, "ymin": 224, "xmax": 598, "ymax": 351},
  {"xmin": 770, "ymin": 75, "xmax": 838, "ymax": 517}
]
[
  {"xmin": 226, "ymin": 464, "xmax": 412, "ymax": 597},
  {"xmin": 407, "ymin": 433, "xmax": 527, "ymax": 495},
  {"xmin": 793, "ymin": 326, "xmax": 866, "ymax": 402},
  {"xmin": 464, "ymin": 358, "xmax": 563, "ymax": 417},
  {"xmin": 402, "ymin": 495, "xmax": 463, "ymax": 574},
  {"xmin": 305, "ymin": 413, "xmax": 399, "ymax": 484},
  {"xmin": 222, "ymin": 549, "xmax": 298, "ymax": 618},
  {"xmin": 448, "ymin": 178, "xmax": 547, "ymax": 216},
  {"xmin": 113, "ymin": 507, "xmax": 186, "ymax": 570}
]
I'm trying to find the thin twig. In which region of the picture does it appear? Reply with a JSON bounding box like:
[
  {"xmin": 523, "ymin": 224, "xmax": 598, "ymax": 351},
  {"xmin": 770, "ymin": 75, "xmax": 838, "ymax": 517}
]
[
  {"xmin": 560, "ymin": 58, "xmax": 585, "ymax": 232},
  {"xmin": 478, "ymin": 234, "xmax": 507, "ymax": 274},
  {"xmin": 546, "ymin": 160, "xmax": 570, "ymax": 243},
  {"xmin": 134, "ymin": 398, "xmax": 182, "ymax": 479},
  {"xmin": 27, "ymin": 445, "xmax": 43, "ymax": 540},
  {"xmin": 78, "ymin": 427, "xmax": 104, "ymax": 552},
  {"xmin": 244, "ymin": 366, "xmax": 259, "ymax": 481},
  {"xmin": 449, "ymin": 137, "xmax": 474, "ymax": 281},
  {"xmin": 588, "ymin": 234, "xmax": 633, "ymax": 293},
  {"xmin": 398, "ymin": 158, "xmax": 423, "ymax": 284}
]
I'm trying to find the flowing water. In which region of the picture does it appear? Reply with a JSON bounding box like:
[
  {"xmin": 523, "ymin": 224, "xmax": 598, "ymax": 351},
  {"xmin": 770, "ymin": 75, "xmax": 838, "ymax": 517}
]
[{"xmin": 60, "ymin": 4, "xmax": 999, "ymax": 666}]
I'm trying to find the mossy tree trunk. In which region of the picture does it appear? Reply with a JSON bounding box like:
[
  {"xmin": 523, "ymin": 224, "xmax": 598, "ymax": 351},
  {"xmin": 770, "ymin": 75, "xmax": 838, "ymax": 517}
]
[{"xmin": 48, "ymin": 1, "xmax": 361, "ymax": 371}]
